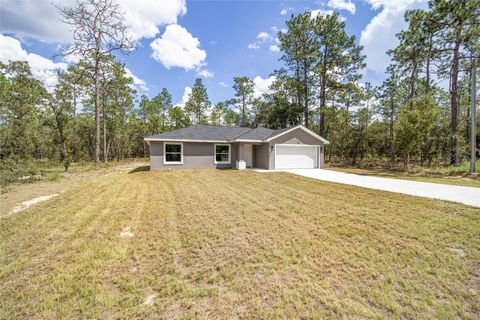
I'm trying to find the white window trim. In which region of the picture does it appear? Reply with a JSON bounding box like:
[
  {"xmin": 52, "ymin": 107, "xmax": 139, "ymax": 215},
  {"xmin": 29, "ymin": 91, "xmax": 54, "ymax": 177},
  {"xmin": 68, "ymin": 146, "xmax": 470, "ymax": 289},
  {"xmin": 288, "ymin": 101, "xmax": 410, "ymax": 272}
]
[
  {"xmin": 164, "ymin": 142, "xmax": 183, "ymax": 165},
  {"xmin": 214, "ymin": 143, "xmax": 231, "ymax": 164}
]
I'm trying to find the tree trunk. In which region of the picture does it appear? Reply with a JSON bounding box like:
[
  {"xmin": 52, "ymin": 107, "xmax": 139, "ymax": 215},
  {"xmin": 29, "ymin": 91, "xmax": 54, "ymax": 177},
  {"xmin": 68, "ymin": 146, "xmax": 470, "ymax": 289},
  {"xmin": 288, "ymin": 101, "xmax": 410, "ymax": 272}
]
[
  {"xmin": 242, "ymin": 96, "xmax": 246, "ymax": 126},
  {"xmin": 450, "ymin": 38, "xmax": 461, "ymax": 165},
  {"xmin": 303, "ymin": 61, "xmax": 309, "ymax": 128},
  {"xmin": 319, "ymin": 49, "xmax": 328, "ymax": 137},
  {"xmin": 409, "ymin": 63, "xmax": 417, "ymax": 110},
  {"xmin": 103, "ymin": 90, "xmax": 107, "ymax": 163},
  {"xmin": 295, "ymin": 62, "xmax": 302, "ymax": 124},
  {"xmin": 389, "ymin": 97, "xmax": 395, "ymax": 163},
  {"xmin": 94, "ymin": 59, "xmax": 101, "ymax": 164},
  {"xmin": 72, "ymin": 84, "xmax": 78, "ymax": 162},
  {"xmin": 426, "ymin": 34, "xmax": 432, "ymax": 93}
]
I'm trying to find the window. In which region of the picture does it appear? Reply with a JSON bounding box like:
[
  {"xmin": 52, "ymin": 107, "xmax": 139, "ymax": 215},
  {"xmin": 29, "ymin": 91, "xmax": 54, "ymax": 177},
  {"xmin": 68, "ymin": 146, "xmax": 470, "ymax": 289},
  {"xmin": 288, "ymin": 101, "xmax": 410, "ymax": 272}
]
[
  {"xmin": 214, "ymin": 144, "xmax": 231, "ymax": 164},
  {"xmin": 164, "ymin": 143, "xmax": 183, "ymax": 164}
]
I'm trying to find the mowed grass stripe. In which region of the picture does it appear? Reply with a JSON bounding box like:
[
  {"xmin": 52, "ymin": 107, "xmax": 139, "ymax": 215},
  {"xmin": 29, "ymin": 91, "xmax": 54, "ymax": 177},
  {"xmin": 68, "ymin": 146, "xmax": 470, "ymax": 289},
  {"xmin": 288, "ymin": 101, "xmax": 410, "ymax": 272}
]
[{"xmin": 0, "ymin": 169, "xmax": 479, "ymax": 319}]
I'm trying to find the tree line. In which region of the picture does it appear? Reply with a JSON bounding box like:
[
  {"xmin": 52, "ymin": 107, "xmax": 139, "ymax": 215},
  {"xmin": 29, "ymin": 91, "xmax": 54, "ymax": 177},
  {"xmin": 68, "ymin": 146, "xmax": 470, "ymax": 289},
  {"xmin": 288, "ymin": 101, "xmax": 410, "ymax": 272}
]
[{"xmin": 0, "ymin": 0, "xmax": 478, "ymax": 171}]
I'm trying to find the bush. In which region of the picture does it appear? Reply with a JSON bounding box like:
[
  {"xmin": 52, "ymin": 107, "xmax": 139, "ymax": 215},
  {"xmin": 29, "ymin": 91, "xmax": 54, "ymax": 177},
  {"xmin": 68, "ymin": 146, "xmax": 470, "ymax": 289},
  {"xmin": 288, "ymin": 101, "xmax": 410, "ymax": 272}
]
[
  {"xmin": 446, "ymin": 160, "xmax": 480, "ymax": 175},
  {"xmin": 0, "ymin": 159, "xmax": 62, "ymax": 186}
]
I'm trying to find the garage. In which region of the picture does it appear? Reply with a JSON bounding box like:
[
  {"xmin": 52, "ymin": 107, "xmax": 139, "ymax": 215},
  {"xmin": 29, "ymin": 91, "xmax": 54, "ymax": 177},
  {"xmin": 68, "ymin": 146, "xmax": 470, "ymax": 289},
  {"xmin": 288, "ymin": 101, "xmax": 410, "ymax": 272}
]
[{"xmin": 275, "ymin": 144, "xmax": 318, "ymax": 169}]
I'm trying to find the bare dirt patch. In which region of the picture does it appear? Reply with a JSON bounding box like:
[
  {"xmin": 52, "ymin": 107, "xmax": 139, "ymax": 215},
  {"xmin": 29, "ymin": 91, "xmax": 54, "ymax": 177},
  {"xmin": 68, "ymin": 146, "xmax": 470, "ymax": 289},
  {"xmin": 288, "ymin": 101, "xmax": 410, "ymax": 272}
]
[
  {"xmin": 142, "ymin": 294, "xmax": 156, "ymax": 306},
  {"xmin": 0, "ymin": 161, "xmax": 147, "ymax": 215},
  {"xmin": 120, "ymin": 227, "xmax": 134, "ymax": 238},
  {"xmin": 8, "ymin": 194, "xmax": 59, "ymax": 215}
]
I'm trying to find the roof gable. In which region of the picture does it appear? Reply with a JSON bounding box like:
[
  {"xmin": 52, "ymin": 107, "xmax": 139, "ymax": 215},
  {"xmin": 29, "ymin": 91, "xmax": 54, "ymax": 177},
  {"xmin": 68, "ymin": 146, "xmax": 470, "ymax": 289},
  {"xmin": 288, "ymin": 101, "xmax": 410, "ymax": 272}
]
[{"xmin": 266, "ymin": 125, "xmax": 330, "ymax": 144}]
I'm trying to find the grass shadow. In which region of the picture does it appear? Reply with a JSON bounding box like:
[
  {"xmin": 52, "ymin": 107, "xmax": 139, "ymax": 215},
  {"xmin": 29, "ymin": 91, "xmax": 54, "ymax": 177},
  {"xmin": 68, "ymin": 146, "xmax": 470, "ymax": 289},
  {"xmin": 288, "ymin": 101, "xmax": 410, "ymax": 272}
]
[{"xmin": 128, "ymin": 165, "xmax": 150, "ymax": 174}]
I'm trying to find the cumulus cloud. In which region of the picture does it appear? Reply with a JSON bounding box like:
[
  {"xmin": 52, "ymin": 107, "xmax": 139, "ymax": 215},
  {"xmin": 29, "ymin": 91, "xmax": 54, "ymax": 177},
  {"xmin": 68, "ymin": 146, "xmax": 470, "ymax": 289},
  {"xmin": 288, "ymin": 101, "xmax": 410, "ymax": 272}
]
[
  {"xmin": 0, "ymin": 0, "xmax": 187, "ymax": 43},
  {"xmin": 249, "ymin": 28, "xmax": 281, "ymax": 54},
  {"xmin": 219, "ymin": 81, "xmax": 229, "ymax": 88},
  {"xmin": 0, "ymin": 34, "xmax": 67, "ymax": 91},
  {"xmin": 198, "ymin": 69, "xmax": 214, "ymax": 78},
  {"xmin": 118, "ymin": 0, "xmax": 186, "ymax": 40},
  {"xmin": 269, "ymin": 45, "xmax": 280, "ymax": 53},
  {"xmin": 310, "ymin": 9, "xmax": 335, "ymax": 18},
  {"xmin": 327, "ymin": 0, "xmax": 356, "ymax": 14},
  {"xmin": 125, "ymin": 67, "xmax": 149, "ymax": 92},
  {"xmin": 256, "ymin": 32, "xmax": 271, "ymax": 41},
  {"xmin": 280, "ymin": 8, "xmax": 294, "ymax": 16},
  {"xmin": 360, "ymin": 0, "xmax": 428, "ymax": 75},
  {"xmin": 0, "ymin": 0, "xmax": 72, "ymax": 43},
  {"xmin": 150, "ymin": 24, "xmax": 206, "ymax": 70},
  {"xmin": 253, "ymin": 75, "xmax": 276, "ymax": 98},
  {"xmin": 176, "ymin": 86, "xmax": 192, "ymax": 108},
  {"xmin": 310, "ymin": 8, "xmax": 347, "ymax": 21}
]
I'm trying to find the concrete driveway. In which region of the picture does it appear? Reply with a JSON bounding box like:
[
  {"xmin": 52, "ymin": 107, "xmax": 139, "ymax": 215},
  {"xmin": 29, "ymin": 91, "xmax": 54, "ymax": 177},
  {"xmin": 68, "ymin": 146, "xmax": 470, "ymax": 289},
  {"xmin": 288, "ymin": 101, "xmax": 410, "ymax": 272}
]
[{"xmin": 258, "ymin": 169, "xmax": 480, "ymax": 207}]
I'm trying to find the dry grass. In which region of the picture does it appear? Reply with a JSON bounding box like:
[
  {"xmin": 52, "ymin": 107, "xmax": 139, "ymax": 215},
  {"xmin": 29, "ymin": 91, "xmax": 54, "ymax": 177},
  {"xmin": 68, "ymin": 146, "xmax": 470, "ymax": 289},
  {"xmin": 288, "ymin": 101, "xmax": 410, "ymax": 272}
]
[{"xmin": 1, "ymin": 168, "xmax": 479, "ymax": 319}]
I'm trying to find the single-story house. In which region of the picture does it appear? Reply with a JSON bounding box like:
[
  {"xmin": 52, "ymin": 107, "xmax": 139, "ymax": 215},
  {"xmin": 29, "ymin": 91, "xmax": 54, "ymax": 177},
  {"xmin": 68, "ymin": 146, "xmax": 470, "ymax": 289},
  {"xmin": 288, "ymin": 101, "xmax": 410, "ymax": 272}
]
[{"xmin": 144, "ymin": 124, "xmax": 329, "ymax": 170}]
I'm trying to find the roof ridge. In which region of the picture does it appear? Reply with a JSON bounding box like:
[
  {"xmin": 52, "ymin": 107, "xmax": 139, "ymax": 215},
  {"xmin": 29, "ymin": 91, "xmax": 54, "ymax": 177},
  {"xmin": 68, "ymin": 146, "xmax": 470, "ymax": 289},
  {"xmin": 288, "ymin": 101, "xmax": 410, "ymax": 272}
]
[
  {"xmin": 230, "ymin": 127, "xmax": 256, "ymax": 139},
  {"xmin": 230, "ymin": 126, "xmax": 275, "ymax": 141}
]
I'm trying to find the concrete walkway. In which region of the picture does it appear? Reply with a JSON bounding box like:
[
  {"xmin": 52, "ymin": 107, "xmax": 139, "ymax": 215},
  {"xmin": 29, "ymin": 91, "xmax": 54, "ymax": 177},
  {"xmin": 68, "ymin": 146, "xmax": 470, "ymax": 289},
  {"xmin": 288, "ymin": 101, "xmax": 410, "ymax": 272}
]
[{"xmin": 256, "ymin": 169, "xmax": 480, "ymax": 207}]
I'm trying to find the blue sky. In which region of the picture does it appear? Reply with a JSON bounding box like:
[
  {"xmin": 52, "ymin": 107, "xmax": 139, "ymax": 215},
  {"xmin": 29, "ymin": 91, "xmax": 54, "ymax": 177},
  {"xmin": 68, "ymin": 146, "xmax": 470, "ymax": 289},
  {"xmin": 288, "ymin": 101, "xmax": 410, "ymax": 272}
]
[{"xmin": 0, "ymin": 0, "xmax": 428, "ymax": 106}]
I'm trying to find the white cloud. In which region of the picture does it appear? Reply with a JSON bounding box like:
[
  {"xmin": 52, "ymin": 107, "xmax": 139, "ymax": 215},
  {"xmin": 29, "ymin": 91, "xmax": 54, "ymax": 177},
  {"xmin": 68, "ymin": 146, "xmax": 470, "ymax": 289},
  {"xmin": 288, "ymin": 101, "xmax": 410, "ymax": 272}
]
[
  {"xmin": 176, "ymin": 86, "xmax": 192, "ymax": 108},
  {"xmin": 311, "ymin": 9, "xmax": 347, "ymax": 21},
  {"xmin": 253, "ymin": 75, "xmax": 276, "ymax": 98},
  {"xmin": 269, "ymin": 45, "xmax": 280, "ymax": 53},
  {"xmin": 0, "ymin": 0, "xmax": 71, "ymax": 43},
  {"xmin": 219, "ymin": 81, "xmax": 229, "ymax": 88},
  {"xmin": 280, "ymin": 8, "xmax": 294, "ymax": 16},
  {"xmin": 150, "ymin": 24, "xmax": 206, "ymax": 70},
  {"xmin": 118, "ymin": 0, "xmax": 186, "ymax": 40},
  {"xmin": 360, "ymin": 0, "xmax": 428, "ymax": 75},
  {"xmin": 125, "ymin": 67, "xmax": 149, "ymax": 92},
  {"xmin": 327, "ymin": 0, "xmax": 356, "ymax": 14},
  {"xmin": 310, "ymin": 9, "xmax": 335, "ymax": 19},
  {"xmin": 0, "ymin": 34, "xmax": 67, "ymax": 91},
  {"xmin": 198, "ymin": 69, "xmax": 214, "ymax": 78},
  {"xmin": 256, "ymin": 32, "xmax": 271, "ymax": 41},
  {"xmin": 250, "ymin": 27, "xmax": 282, "ymax": 52},
  {"xmin": 0, "ymin": 0, "xmax": 187, "ymax": 43}
]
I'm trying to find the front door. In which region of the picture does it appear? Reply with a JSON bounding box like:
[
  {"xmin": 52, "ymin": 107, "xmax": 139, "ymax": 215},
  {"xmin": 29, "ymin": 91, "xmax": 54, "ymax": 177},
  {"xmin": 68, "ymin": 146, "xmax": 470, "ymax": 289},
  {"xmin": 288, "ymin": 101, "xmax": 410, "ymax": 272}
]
[{"xmin": 244, "ymin": 144, "xmax": 253, "ymax": 168}]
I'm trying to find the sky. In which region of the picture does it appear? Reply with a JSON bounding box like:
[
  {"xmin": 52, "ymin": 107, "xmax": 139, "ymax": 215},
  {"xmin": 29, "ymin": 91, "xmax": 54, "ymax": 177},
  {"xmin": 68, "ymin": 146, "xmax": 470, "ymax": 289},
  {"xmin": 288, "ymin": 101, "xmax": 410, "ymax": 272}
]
[{"xmin": 0, "ymin": 0, "xmax": 429, "ymax": 107}]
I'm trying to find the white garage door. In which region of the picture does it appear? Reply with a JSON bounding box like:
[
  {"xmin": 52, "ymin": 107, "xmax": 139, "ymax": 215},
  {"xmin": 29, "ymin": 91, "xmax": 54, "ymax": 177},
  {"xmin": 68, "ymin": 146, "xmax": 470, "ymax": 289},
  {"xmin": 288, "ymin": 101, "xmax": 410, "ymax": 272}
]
[{"xmin": 275, "ymin": 144, "xmax": 318, "ymax": 169}]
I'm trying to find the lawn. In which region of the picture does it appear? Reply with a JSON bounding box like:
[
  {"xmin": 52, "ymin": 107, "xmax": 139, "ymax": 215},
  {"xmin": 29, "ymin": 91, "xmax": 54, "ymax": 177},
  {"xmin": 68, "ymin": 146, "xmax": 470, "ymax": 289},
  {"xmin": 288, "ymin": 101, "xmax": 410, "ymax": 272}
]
[{"xmin": 1, "ymin": 168, "xmax": 479, "ymax": 319}]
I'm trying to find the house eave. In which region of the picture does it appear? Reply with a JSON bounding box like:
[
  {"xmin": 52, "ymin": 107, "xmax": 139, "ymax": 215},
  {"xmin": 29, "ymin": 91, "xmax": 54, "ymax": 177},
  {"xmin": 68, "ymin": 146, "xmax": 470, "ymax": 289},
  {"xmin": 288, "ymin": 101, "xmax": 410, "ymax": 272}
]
[
  {"xmin": 228, "ymin": 139, "xmax": 264, "ymax": 143},
  {"xmin": 144, "ymin": 138, "xmax": 231, "ymax": 143},
  {"xmin": 265, "ymin": 125, "xmax": 330, "ymax": 144}
]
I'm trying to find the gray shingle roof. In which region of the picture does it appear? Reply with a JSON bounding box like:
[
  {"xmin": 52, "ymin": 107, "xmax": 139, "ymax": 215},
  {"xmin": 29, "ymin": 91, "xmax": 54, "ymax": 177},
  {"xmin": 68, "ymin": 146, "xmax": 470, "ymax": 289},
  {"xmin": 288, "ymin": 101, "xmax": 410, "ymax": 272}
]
[
  {"xmin": 144, "ymin": 125, "xmax": 252, "ymax": 141},
  {"xmin": 234, "ymin": 127, "xmax": 274, "ymax": 140},
  {"xmin": 144, "ymin": 124, "xmax": 329, "ymax": 144},
  {"xmin": 265, "ymin": 127, "xmax": 293, "ymax": 140}
]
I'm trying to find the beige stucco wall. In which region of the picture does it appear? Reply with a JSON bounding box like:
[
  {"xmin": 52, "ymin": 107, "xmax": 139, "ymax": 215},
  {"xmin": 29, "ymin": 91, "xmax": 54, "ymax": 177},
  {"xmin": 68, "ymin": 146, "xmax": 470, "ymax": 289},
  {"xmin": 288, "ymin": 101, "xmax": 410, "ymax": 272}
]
[
  {"xmin": 267, "ymin": 128, "xmax": 326, "ymax": 169},
  {"xmin": 254, "ymin": 144, "xmax": 270, "ymax": 169}
]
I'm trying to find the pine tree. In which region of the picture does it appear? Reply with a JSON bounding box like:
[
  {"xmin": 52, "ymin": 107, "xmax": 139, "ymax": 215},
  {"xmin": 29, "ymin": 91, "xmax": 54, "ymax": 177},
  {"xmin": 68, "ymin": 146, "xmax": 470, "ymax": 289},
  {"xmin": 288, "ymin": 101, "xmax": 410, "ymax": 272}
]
[{"xmin": 185, "ymin": 78, "xmax": 211, "ymax": 124}]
